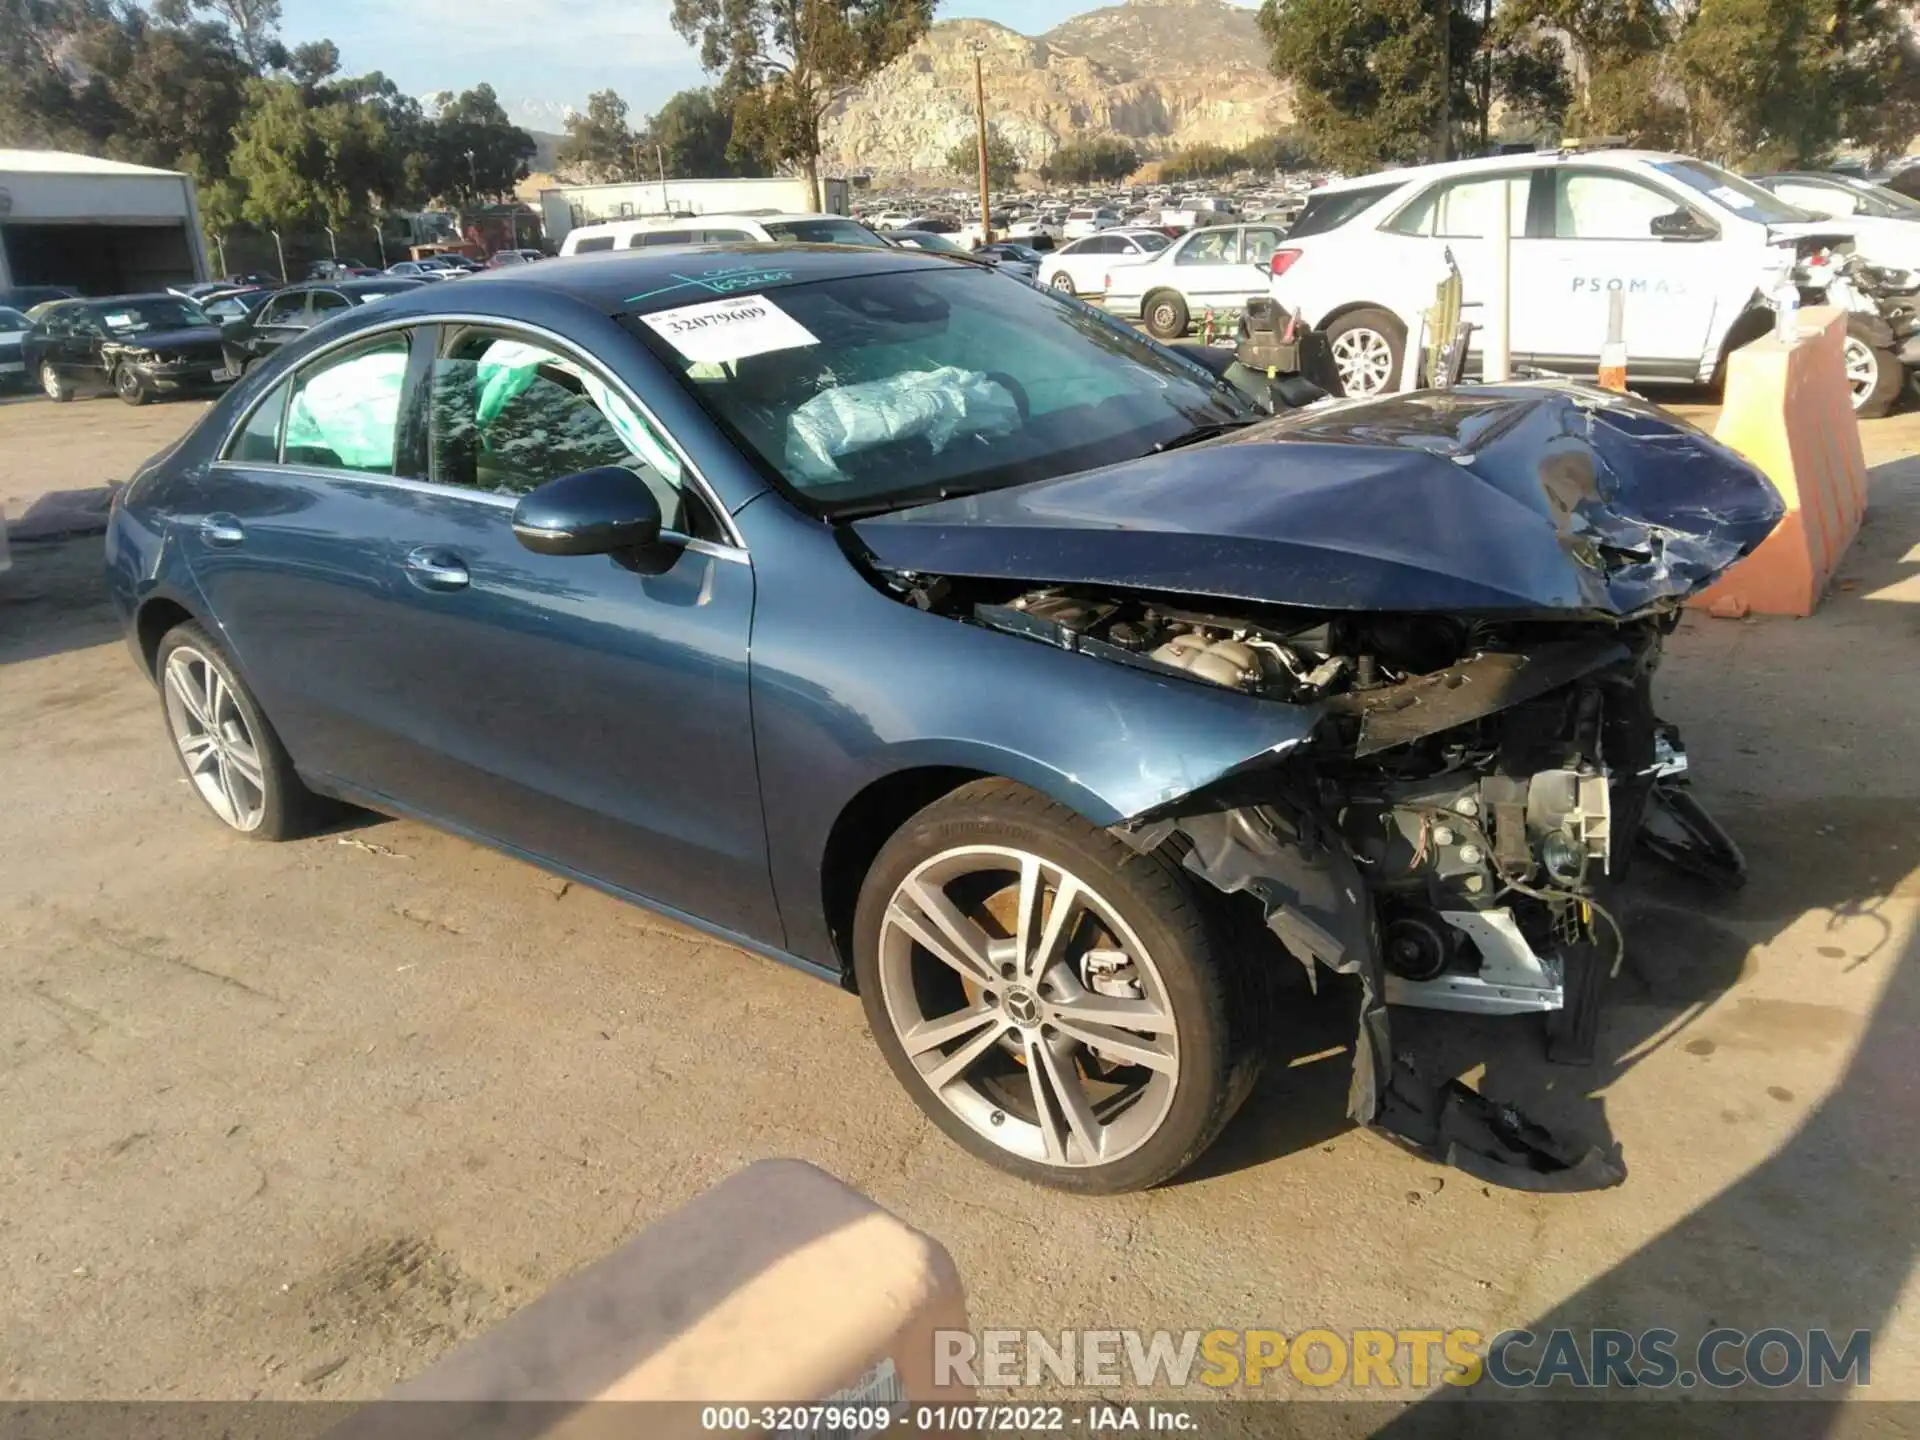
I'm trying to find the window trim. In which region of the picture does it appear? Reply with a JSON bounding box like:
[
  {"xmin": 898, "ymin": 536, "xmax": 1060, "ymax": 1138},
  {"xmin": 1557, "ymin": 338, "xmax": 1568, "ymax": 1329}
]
[{"xmin": 212, "ymin": 311, "xmax": 746, "ymax": 553}]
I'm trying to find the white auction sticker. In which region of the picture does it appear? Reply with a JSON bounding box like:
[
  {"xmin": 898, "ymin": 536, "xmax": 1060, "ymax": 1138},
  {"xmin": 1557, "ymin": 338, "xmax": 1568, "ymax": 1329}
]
[{"xmin": 639, "ymin": 293, "xmax": 818, "ymax": 364}]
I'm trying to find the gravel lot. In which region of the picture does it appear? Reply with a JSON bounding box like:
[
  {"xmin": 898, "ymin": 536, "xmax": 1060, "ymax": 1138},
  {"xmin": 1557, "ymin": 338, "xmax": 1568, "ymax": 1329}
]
[{"xmin": 2, "ymin": 387, "xmax": 1918, "ymax": 1410}]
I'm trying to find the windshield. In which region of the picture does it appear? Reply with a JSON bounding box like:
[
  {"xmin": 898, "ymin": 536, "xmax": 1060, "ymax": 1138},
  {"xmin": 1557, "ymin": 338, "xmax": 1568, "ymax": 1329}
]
[
  {"xmin": 623, "ymin": 266, "xmax": 1249, "ymax": 516},
  {"xmin": 897, "ymin": 232, "xmax": 969, "ymax": 255},
  {"xmin": 1290, "ymin": 184, "xmax": 1399, "ymax": 238},
  {"xmin": 763, "ymin": 217, "xmax": 888, "ymax": 247},
  {"xmin": 1130, "ymin": 231, "xmax": 1171, "ymax": 251},
  {"xmin": 1651, "ymin": 160, "xmax": 1816, "ymax": 224},
  {"xmin": 1847, "ymin": 178, "xmax": 1920, "ymax": 217},
  {"xmin": 88, "ymin": 298, "xmax": 207, "ymax": 334}
]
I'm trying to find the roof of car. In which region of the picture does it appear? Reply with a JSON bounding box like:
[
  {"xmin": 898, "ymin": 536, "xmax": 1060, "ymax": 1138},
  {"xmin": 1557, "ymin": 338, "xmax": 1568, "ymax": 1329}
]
[
  {"xmin": 279, "ymin": 277, "xmax": 429, "ymax": 295},
  {"xmin": 438, "ymin": 242, "xmax": 965, "ymax": 316},
  {"xmin": 1311, "ymin": 149, "xmax": 1691, "ymax": 195}
]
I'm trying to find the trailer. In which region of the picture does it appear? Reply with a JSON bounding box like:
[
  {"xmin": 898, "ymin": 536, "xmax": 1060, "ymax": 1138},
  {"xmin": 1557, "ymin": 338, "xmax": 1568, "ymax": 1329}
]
[{"xmin": 538, "ymin": 177, "xmax": 850, "ymax": 248}]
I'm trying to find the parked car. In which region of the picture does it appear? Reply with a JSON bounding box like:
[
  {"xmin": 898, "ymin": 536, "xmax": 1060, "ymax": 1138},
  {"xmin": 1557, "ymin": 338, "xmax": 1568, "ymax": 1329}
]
[
  {"xmin": 1267, "ymin": 149, "xmax": 1920, "ymax": 412},
  {"xmin": 1104, "ymin": 223, "xmax": 1289, "ymax": 339},
  {"xmin": 24, "ymin": 294, "xmax": 231, "ymax": 405},
  {"xmin": 1062, "ymin": 206, "xmax": 1121, "ymax": 239},
  {"xmin": 219, "ymin": 278, "xmax": 428, "ymax": 374},
  {"xmin": 384, "ymin": 259, "xmax": 452, "ymax": 280},
  {"xmin": 1750, "ymin": 173, "xmax": 1920, "ymax": 271},
  {"xmin": 487, "ymin": 249, "xmax": 548, "ymax": 267},
  {"xmin": 0, "ymin": 284, "xmax": 77, "ymax": 313},
  {"xmin": 972, "ymin": 242, "xmax": 1045, "ymax": 285},
  {"xmin": 0, "ymin": 305, "xmax": 30, "ymax": 389},
  {"xmin": 561, "ymin": 213, "xmax": 889, "ymax": 256},
  {"xmin": 105, "ymin": 243, "xmax": 1774, "ymax": 1193},
  {"xmin": 306, "ymin": 259, "xmax": 381, "ymax": 280},
  {"xmin": 888, "ymin": 229, "xmax": 976, "ymax": 258},
  {"xmin": 1038, "ymin": 229, "xmax": 1172, "ymax": 298}
]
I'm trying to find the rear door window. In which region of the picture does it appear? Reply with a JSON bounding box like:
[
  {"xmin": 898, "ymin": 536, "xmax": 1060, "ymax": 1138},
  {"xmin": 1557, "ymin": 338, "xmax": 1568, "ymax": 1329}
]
[
  {"xmin": 573, "ymin": 235, "xmax": 617, "ymax": 253},
  {"xmin": 283, "ymin": 336, "xmax": 412, "ymax": 474}
]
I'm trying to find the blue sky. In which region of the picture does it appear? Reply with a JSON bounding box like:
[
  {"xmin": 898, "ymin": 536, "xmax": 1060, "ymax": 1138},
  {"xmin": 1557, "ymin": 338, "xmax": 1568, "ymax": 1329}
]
[{"xmin": 276, "ymin": 0, "xmax": 1253, "ymax": 129}]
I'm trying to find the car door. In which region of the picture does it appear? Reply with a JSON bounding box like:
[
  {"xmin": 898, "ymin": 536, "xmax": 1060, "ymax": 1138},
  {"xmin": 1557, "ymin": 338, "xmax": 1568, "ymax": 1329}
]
[
  {"xmin": 1171, "ymin": 226, "xmax": 1246, "ymax": 310},
  {"xmin": 1515, "ymin": 166, "xmax": 1725, "ymax": 380},
  {"xmin": 1375, "ymin": 168, "xmax": 1533, "ymax": 372},
  {"xmin": 336, "ymin": 321, "xmax": 777, "ymax": 939},
  {"xmin": 248, "ymin": 290, "xmax": 312, "ymax": 360}
]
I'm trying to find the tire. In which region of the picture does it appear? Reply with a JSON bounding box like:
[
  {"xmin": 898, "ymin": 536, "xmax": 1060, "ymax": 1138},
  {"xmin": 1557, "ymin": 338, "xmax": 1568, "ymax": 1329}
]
[
  {"xmin": 1049, "ymin": 272, "xmax": 1075, "ymax": 295},
  {"xmin": 39, "ymin": 360, "xmax": 72, "ymax": 403},
  {"xmin": 153, "ymin": 621, "xmax": 321, "ymax": 841},
  {"xmin": 114, "ymin": 363, "xmax": 150, "ymax": 406},
  {"xmin": 1843, "ymin": 326, "xmax": 1902, "ymax": 418},
  {"xmin": 1143, "ymin": 290, "xmax": 1190, "ymax": 341},
  {"xmin": 1324, "ymin": 307, "xmax": 1406, "ymax": 398},
  {"xmin": 852, "ymin": 778, "xmax": 1261, "ymax": 1194}
]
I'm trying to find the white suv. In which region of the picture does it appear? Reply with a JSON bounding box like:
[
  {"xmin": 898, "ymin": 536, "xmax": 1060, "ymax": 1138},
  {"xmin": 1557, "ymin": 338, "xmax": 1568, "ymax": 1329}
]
[{"xmin": 1268, "ymin": 149, "xmax": 1910, "ymax": 405}]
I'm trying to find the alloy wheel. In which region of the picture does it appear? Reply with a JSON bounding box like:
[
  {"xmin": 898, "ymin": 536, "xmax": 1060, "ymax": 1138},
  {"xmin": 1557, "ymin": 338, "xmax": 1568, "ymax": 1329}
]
[
  {"xmin": 1331, "ymin": 326, "xmax": 1395, "ymax": 396},
  {"xmin": 162, "ymin": 646, "xmax": 267, "ymax": 831},
  {"xmin": 1050, "ymin": 273, "xmax": 1075, "ymax": 293},
  {"xmin": 40, "ymin": 362, "xmax": 62, "ymax": 400},
  {"xmin": 875, "ymin": 845, "xmax": 1179, "ymax": 1168},
  {"xmin": 1843, "ymin": 336, "xmax": 1879, "ymax": 409}
]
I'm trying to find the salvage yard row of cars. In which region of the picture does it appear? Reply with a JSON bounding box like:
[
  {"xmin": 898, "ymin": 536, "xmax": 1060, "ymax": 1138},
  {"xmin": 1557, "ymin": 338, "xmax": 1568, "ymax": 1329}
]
[{"xmin": 101, "ymin": 237, "xmax": 1781, "ymax": 1194}]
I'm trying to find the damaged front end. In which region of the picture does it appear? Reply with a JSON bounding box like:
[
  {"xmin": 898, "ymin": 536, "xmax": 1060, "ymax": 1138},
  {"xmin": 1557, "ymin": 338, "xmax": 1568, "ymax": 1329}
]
[{"xmin": 853, "ymin": 383, "xmax": 1785, "ymax": 1191}]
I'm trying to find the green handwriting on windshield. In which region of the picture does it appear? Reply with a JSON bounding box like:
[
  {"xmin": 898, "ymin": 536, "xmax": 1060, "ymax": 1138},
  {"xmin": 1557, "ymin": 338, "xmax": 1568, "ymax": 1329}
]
[{"xmin": 628, "ymin": 265, "xmax": 796, "ymax": 305}]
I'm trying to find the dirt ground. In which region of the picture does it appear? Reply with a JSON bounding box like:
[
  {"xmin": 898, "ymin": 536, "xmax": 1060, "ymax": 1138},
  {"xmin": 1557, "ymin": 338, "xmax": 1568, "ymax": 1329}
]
[{"xmin": 2, "ymin": 387, "xmax": 1918, "ymax": 1414}]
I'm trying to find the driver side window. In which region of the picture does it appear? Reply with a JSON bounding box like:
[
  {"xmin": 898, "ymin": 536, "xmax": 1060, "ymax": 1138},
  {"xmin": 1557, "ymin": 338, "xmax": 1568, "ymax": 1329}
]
[{"xmin": 426, "ymin": 327, "xmax": 703, "ymax": 536}]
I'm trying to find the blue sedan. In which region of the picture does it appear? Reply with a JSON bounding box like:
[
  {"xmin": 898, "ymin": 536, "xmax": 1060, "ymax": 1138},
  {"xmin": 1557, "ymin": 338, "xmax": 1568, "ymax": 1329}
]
[{"xmin": 106, "ymin": 244, "xmax": 1779, "ymax": 1192}]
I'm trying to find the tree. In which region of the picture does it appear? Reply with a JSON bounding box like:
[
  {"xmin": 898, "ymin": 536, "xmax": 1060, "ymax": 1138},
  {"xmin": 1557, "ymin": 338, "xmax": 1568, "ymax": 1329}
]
[
  {"xmin": 1041, "ymin": 137, "xmax": 1138, "ymax": 184},
  {"xmin": 945, "ymin": 125, "xmax": 1018, "ymax": 189},
  {"xmin": 671, "ymin": 0, "xmax": 936, "ymax": 209},
  {"xmin": 1238, "ymin": 128, "xmax": 1320, "ymax": 171},
  {"xmin": 426, "ymin": 83, "xmax": 535, "ymax": 204},
  {"xmin": 558, "ymin": 88, "xmax": 637, "ymax": 182},
  {"xmin": 1157, "ymin": 143, "xmax": 1245, "ymax": 183},
  {"xmin": 647, "ymin": 86, "xmax": 764, "ymax": 178},
  {"xmin": 1259, "ymin": 0, "xmax": 1495, "ymax": 170}
]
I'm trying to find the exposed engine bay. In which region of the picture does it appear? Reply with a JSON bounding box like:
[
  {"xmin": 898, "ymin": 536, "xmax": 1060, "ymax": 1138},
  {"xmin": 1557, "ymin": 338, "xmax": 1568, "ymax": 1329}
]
[{"xmin": 962, "ymin": 585, "xmax": 1708, "ymax": 1021}]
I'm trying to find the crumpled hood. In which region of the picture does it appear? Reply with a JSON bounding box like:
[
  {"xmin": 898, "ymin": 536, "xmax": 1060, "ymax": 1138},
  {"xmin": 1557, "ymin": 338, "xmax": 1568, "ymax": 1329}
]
[
  {"xmin": 852, "ymin": 382, "xmax": 1785, "ymax": 619},
  {"xmin": 103, "ymin": 326, "xmax": 223, "ymax": 352}
]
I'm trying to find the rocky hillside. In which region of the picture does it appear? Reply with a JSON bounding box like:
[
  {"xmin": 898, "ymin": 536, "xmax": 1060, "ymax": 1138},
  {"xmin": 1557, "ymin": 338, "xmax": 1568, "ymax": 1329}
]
[{"xmin": 821, "ymin": 0, "xmax": 1291, "ymax": 179}]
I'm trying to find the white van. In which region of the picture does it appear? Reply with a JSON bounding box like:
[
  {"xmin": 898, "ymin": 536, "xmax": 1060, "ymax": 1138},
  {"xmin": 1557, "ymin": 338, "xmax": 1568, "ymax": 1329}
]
[{"xmin": 559, "ymin": 212, "xmax": 888, "ymax": 255}]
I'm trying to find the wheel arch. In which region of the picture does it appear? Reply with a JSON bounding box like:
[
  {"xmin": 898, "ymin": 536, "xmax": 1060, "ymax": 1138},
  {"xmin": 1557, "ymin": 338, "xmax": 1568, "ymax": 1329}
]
[
  {"xmin": 135, "ymin": 595, "xmax": 199, "ymax": 677},
  {"xmin": 1317, "ymin": 300, "xmax": 1408, "ymax": 337}
]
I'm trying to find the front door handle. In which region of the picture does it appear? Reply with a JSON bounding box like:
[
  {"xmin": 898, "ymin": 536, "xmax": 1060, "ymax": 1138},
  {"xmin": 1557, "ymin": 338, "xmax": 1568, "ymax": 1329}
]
[
  {"xmin": 200, "ymin": 513, "xmax": 245, "ymax": 547},
  {"xmin": 404, "ymin": 547, "xmax": 470, "ymax": 592}
]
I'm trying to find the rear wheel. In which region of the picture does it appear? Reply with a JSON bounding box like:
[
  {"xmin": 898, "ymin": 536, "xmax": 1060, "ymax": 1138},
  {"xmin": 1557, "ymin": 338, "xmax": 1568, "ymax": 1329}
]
[
  {"xmin": 39, "ymin": 360, "xmax": 72, "ymax": 403},
  {"xmin": 1049, "ymin": 271, "xmax": 1076, "ymax": 295},
  {"xmin": 1325, "ymin": 307, "xmax": 1406, "ymax": 397},
  {"xmin": 1843, "ymin": 325, "xmax": 1902, "ymax": 418},
  {"xmin": 853, "ymin": 779, "xmax": 1260, "ymax": 1193},
  {"xmin": 154, "ymin": 621, "xmax": 321, "ymax": 840},
  {"xmin": 1143, "ymin": 290, "xmax": 1190, "ymax": 341}
]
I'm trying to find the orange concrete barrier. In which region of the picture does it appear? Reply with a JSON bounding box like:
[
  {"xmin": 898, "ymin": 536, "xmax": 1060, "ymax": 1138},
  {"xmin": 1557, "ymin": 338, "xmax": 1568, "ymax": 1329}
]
[
  {"xmin": 336, "ymin": 1160, "xmax": 970, "ymax": 1440},
  {"xmin": 1689, "ymin": 306, "xmax": 1869, "ymax": 617}
]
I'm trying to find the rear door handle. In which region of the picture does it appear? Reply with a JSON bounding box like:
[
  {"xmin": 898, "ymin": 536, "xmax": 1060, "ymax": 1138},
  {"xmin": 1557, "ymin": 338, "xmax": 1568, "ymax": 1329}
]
[
  {"xmin": 404, "ymin": 547, "xmax": 470, "ymax": 592},
  {"xmin": 200, "ymin": 513, "xmax": 245, "ymax": 547}
]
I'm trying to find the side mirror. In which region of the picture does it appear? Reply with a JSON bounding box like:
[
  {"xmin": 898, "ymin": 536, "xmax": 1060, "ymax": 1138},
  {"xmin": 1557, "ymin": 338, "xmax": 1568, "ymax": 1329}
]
[
  {"xmin": 512, "ymin": 466, "xmax": 665, "ymax": 557},
  {"xmin": 1651, "ymin": 209, "xmax": 1713, "ymax": 241}
]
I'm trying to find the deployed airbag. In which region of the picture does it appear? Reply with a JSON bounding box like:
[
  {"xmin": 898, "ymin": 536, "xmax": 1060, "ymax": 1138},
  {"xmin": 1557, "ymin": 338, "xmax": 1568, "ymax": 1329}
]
[{"xmin": 785, "ymin": 368, "xmax": 1021, "ymax": 484}]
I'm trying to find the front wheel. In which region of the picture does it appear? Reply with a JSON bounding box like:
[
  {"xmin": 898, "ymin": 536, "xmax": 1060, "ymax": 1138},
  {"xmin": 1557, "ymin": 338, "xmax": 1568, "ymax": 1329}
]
[
  {"xmin": 1143, "ymin": 291, "xmax": 1190, "ymax": 341},
  {"xmin": 1324, "ymin": 308, "xmax": 1406, "ymax": 398},
  {"xmin": 853, "ymin": 779, "xmax": 1260, "ymax": 1193},
  {"xmin": 114, "ymin": 363, "xmax": 150, "ymax": 406},
  {"xmin": 1843, "ymin": 326, "xmax": 1902, "ymax": 418}
]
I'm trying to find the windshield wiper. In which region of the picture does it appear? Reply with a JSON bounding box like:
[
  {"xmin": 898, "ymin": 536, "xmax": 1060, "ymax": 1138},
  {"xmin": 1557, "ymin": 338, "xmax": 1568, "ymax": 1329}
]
[
  {"xmin": 828, "ymin": 483, "xmax": 1002, "ymax": 520},
  {"xmin": 1151, "ymin": 417, "xmax": 1263, "ymax": 453}
]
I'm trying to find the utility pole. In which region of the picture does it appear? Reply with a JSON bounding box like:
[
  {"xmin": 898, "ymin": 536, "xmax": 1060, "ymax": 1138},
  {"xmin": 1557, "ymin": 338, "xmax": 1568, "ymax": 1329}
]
[{"xmin": 970, "ymin": 40, "xmax": 993, "ymax": 247}]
